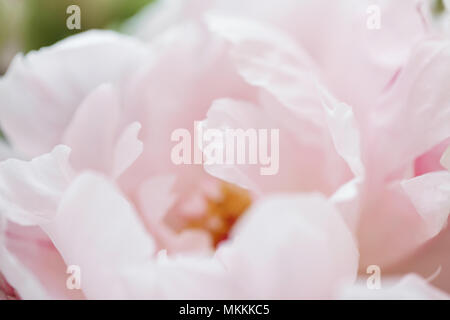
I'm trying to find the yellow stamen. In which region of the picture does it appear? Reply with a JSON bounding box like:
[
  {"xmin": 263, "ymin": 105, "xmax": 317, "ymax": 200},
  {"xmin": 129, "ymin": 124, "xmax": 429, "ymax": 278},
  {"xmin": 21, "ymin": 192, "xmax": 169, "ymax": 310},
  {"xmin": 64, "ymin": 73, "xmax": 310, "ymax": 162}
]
[{"xmin": 187, "ymin": 182, "xmax": 252, "ymax": 247}]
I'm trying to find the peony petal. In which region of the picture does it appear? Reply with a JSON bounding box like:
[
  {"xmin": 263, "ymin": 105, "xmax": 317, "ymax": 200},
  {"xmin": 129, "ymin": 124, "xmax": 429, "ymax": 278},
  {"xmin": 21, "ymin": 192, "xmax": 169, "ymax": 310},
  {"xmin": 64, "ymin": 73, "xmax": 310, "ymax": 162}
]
[
  {"xmin": 125, "ymin": 0, "xmax": 211, "ymax": 41},
  {"xmin": 62, "ymin": 84, "xmax": 120, "ymax": 175},
  {"xmin": 402, "ymin": 171, "xmax": 450, "ymax": 238},
  {"xmin": 384, "ymin": 223, "xmax": 450, "ymax": 293},
  {"xmin": 113, "ymin": 122, "xmax": 143, "ymax": 179},
  {"xmin": 137, "ymin": 175, "xmax": 212, "ymax": 254},
  {"xmin": 138, "ymin": 175, "xmax": 177, "ymax": 223},
  {"xmin": 0, "ymin": 246, "xmax": 48, "ymax": 300},
  {"xmin": 370, "ymin": 38, "xmax": 450, "ymax": 177},
  {"xmin": 217, "ymin": 193, "xmax": 359, "ymax": 299},
  {"xmin": 357, "ymin": 176, "xmax": 449, "ymax": 269},
  {"xmin": 62, "ymin": 84, "xmax": 144, "ymax": 180},
  {"xmin": 208, "ymin": 0, "xmax": 427, "ymax": 112},
  {"xmin": 118, "ymin": 21, "xmax": 256, "ymax": 194},
  {"xmin": 415, "ymin": 138, "xmax": 450, "ymax": 176},
  {"xmin": 43, "ymin": 173, "xmax": 155, "ymax": 299},
  {"xmin": 200, "ymin": 98, "xmax": 351, "ymax": 196},
  {"xmin": 330, "ymin": 177, "xmax": 364, "ymax": 234},
  {"xmin": 0, "ymin": 145, "xmax": 72, "ymax": 225},
  {"xmin": 2, "ymin": 221, "xmax": 84, "ymax": 300},
  {"xmin": 0, "ymin": 216, "xmax": 48, "ymax": 299},
  {"xmin": 205, "ymin": 13, "xmax": 323, "ymax": 125},
  {"xmin": 441, "ymin": 146, "xmax": 450, "ymax": 171},
  {"xmin": 338, "ymin": 274, "xmax": 450, "ymax": 300},
  {"xmin": 318, "ymin": 84, "xmax": 364, "ymax": 177},
  {"xmin": 0, "ymin": 30, "xmax": 148, "ymax": 157},
  {"xmin": 117, "ymin": 252, "xmax": 232, "ymax": 299}
]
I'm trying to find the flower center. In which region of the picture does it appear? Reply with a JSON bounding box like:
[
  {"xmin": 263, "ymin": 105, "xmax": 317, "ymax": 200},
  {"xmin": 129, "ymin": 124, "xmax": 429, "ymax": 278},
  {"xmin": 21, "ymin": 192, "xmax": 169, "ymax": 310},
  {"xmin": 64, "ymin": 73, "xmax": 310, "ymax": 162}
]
[{"xmin": 186, "ymin": 182, "xmax": 252, "ymax": 247}]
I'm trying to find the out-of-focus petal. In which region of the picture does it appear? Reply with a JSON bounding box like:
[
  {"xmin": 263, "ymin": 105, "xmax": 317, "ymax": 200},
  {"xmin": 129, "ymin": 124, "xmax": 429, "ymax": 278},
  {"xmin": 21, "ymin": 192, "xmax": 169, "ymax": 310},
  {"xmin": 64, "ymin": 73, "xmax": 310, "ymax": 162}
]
[
  {"xmin": 119, "ymin": 252, "xmax": 232, "ymax": 299},
  {"xmin": 44, "ymin": 173, "xmax": 155, "ymax": 299},
  {"xmin": 369, "ymin": 38, "xmax": 450, "ymax": 178},
  {"xmin": 0, "ymin": 31, "xmax": 148, "ymax": 157},
  {"xmin": 125, "ymin": 0, "xmax": 210, "ymax": 41},
  {"xmin": 62, "ymin": 84, "xmax": 120, "ymax": 175},
  {"xmin": 338, "ymin": 274, "xmax": 449, "ymax": 300},
  {"xmin": 137, "ymin": 175, "xmax": 212, "ymax": 254},
  {"xmin": 217, "ymin": 193, "xmax": 359, "ymax": 299},
  {"xmin": 357, "ymin": 176, "xmax": 449, "ymax": 269},
  {"xmin": 215, "ymin": 0, "xmax": 428, "ymax": 110},
  {"xmin": 113, "ymin": 122, "xmax": 143, "ymax": 179},
  {"xmin": 0, "ymin": 216, "xmax": 48, "ymax": 299},
  {"xmin": 318, "ymin": 85, "xmax": 364, "ymax": 177},
  {"xmin": 200, "ymin": 98, "xmax": 350, "ymax": 196},
  {"xmin": 441, "ymin": 146, "xmax": 450, "ymax": 171},
  {"xmin": 62, "ymin": 84, "xmax": 143, "ymax": 180},
  {"xmin": 384, "ymin": 223, "xmax": 450, "ymax": 293},
  {"xmin": 330, "ymin": 177, "xmax": 364, "ymax": 234},
  {"xmin": 205, "ymin": 14, "xmax": 322, "ymax": 125},
  {"xmin": 415, "ymin": 138, "xmax": 450, "ymax": 176},
  {"xmin": 402, "ymin": 171, "xmax": 450, "ymax": 238},
  {"xmin": 0, "ymin": 145, "xmax": 72, "ymax": 225},
  {"xmin": 118, "ymin": 22, "xmax": 256, "ymax": 194},
  {"xmin": 1, "ymin": 222, "xmax": 84, "ymax": 300}
]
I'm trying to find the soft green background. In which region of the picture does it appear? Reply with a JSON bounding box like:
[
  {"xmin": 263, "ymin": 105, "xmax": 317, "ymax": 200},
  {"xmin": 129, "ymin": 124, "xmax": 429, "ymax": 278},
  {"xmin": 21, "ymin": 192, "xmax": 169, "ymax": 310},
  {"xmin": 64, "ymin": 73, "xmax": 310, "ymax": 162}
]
[
  {"xmin": 0, "ymin": 0, "xmax": 154, "ymax": 73},
  {"xmin": 22, "ymin": 0, "xmax": 154, "ymax": 51}
]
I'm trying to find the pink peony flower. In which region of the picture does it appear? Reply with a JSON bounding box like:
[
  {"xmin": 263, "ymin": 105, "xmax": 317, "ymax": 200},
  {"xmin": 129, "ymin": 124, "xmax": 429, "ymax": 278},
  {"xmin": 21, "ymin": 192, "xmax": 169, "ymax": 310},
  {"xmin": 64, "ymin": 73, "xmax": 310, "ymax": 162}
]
[{"xmin": 0, "ymin": 0, "xmax": 449, "ymax": 299}]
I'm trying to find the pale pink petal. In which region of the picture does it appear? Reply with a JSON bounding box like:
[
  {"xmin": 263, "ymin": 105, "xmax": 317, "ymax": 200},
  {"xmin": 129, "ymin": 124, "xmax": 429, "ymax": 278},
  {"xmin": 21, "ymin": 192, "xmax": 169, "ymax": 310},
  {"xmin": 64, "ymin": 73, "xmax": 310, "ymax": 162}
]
[
  {"xmin": 0, "ymin": 146, "xmax": 82, "ymax": 298},
  {"xmin": 356, "ymin": 38, "xmax": 450, "ymax": 268},
  {"xmin": 2, "ymin": 222, "xmax": 84, "ymax": 300},
  {"xmin": 0, "ymin": 145, "xmax": 72, "ymax": 225},
  {"xmin": 415, "ymin": 138, "xmax": 450, "ymax": 176},
  {"xmin": 137, "ymin": 175, "xmax": 212, "ymax": 254},
  {"xmin": 113, "ymin": 122, "xmax": 143, "ymax": 179},
  {"xmin": 339, "ymin": 274, "xmax": 450, "ymax": 300},
  {"xmin": 200, "ymin": 98, "xmax": 351, "ymax": 196},
  {"xmin": 0, "ymin": 0, "xmax": 447, "ymax": 300},
  {"xmin": 126, "ymin": 0, "xmax": 210, "ymax": 41},
  {"xmin": 201, "ymin": 15, "xmax": 357, "ymax": 195},
  {"xmin": 62, "ymin": 84, "xmax": 144, "ymax": 180},
  {"xmin": 0, "ymin": 248, "xmax": 48, "ymax": 300},
  {"xmin": 208, "ymin": 0, "xmax": 427, "ymax": 112},
  {"xmin": 357, "ymin": 179, "xmax": 446, "ymax": 268},
  {"xmin": 62, "ymin": 84, "xmax": 119, "ymax": 174},
  {"xmin": 370, "ymin": 38, "xmax": 450, "ymax": 177},
  {"xmin": 44, "ymin": 173, "xmax": 155, "ymax": 299},
  {"xmin": 0, "ymin": 30, "xmax": 148, "ymax": 157},
  {"xmin": 118, "ymin": 252, "xmax": 232, "ymax": 299},
  {"xmin": 441, "ymin": 146, "xmax": 450, "ymax": 171},
  {"xmin": 384, "ymin": 224, "xmax": 450, "ymax": 293},
  {"xmin": 138, "ymin": 175, "xmax": 177, "ymax": 223},
  {"xmin": 217, "ymin": 193, "xmax": 359, "ymax": 299},
  {"xmin": 330, "ymin": 177, "xmax": 364, "ymax": 234},
  {"xmin": 199, "ymin": 99, "xmax": 273, "ymax": 193},
  {"xmin": 318, "ymin": 85, "xmax": 364, "ymax": 177},
  {"xmin": 118, "ymin": 22, "xmax": 255, "ymax": 193},
  {"xmin": 121, "ymin": 194, "xmax": 359, "ymax": 299},
  {"xmin": 0, "ymin": 216, "xmax": 48, "ymax": 299},
  {"xmin": 205, "ymin": 14, "xmax": 323, "ymax": 125},
  {"xmin": 402, "ymin": 171, "xmax": 450, "ymax": 238}
]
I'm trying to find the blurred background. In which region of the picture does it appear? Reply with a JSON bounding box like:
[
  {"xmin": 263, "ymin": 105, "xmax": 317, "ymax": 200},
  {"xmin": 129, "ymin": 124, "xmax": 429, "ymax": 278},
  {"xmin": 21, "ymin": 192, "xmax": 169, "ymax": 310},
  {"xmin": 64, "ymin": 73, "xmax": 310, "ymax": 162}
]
[
  {"xmin": 0, "ymin": 0, "xmax": 154, "ymax": 74},
  {"xmin": 0, "ymin": 0, "xmax": 448, "ymax": 75}
]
